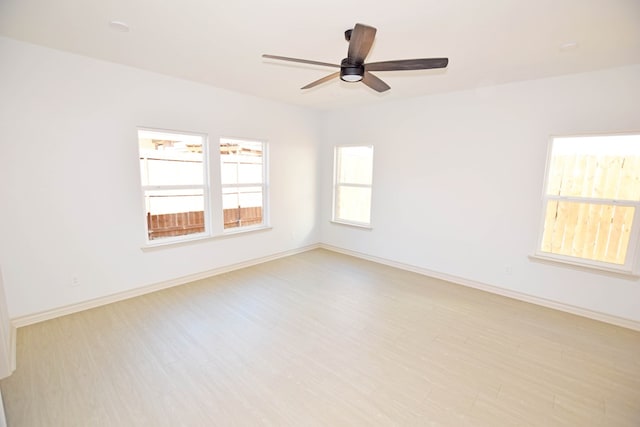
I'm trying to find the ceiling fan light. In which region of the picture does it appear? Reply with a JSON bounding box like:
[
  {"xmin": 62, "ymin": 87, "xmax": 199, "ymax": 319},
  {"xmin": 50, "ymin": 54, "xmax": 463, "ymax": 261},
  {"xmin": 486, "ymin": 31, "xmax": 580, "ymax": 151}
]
[{"xmin": 341, "ymin": 74, "xmax": 363, "ymax": 82}]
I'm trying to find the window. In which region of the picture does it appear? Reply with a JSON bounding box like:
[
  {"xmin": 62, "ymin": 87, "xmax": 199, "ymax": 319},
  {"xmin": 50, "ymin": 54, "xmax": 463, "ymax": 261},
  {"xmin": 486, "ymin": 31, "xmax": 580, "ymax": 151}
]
[
  {"xmin": 536, "ymin": 133, "xmax": 640, "ymax": 273},
  {"xmin": 333, "ymin": 145, "xmax": 374, "ymax": 226},
  {"xmin": 138, "ymin": 129, "xmax": 209, "ymax": 242},
  {"xmin": 220, "ymin": 138, "xmax": 267, "ymax": 230}
]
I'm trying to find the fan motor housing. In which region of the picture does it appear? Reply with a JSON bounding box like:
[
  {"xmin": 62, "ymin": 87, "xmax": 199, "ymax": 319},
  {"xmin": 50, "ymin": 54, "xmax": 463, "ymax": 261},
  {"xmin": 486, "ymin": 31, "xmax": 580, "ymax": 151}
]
[{"xmin": 340, "ymin": 58, "xmax": 364, "ymax": 82}]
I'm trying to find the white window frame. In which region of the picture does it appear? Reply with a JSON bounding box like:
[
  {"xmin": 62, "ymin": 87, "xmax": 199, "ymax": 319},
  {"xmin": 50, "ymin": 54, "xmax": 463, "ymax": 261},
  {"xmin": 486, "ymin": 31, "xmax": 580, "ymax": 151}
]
[
  {"xmin": 138, "ymin": 127, "xmax": 212, "ymax": 246},
  {"xmin": 533, "ymin": 132, "xmax": 640, "ymax": 275},
  {"xmin": 332, "ymin": 145, "xmax": 374, "ymax": 228},
  {"xmin": 219, "ymin": 137, "xmax": 269, "ymax": 233}
]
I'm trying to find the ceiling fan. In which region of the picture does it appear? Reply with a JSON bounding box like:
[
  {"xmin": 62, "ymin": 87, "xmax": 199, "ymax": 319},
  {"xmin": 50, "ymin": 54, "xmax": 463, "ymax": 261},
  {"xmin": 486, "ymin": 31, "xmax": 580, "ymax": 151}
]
[{"xmin": 263, "ymin": 23, "xmax": 448, "ymax": 93}]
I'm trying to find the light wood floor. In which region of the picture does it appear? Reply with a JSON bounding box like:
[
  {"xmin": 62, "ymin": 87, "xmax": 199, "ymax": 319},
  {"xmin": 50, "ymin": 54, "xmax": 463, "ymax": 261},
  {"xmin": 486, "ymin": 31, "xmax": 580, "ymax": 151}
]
[{"xmin": 1, "ymin": 249, "xmax": 639, "ymax": 426}]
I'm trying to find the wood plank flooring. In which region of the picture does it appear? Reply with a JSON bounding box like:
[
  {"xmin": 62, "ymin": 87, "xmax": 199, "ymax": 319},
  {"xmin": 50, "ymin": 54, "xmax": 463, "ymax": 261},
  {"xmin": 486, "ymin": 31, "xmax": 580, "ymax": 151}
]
[{"xmin": 1, "ymin": 249, "xmax": 639, "ymax": 426}]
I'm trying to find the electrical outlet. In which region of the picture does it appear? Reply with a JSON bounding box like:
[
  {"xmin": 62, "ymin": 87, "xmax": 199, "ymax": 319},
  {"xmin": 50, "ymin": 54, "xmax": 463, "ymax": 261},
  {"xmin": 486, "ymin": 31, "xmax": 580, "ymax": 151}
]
[
  {"xmin": 71, "ymin": 275, "xmax": 80, "ymax": 287},
  {"xmin": 505, "ymin": 265, "xmax": 513, "ymax": 275}
]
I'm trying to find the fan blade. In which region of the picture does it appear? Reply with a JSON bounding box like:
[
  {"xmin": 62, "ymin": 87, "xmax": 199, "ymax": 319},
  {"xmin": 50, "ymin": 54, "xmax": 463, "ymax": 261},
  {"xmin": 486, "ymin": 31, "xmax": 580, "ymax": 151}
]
[
  {"xmin": 365, "ymin": 58, "xmax": 448, "ymax": 72},
  {"xmin": 301, "ymin": 72, "xmax": 340, "ymax": 89},
  {"xmin": 362, "ymin": 72, "xmax": 390, "ymax": 92},
  {"xmin": 347, "ymin": 23, "xmax": 377, "ymax": 65},
  {"xmin": 262, "ymin": 54, "xmax": 340, "ymax": 68}
]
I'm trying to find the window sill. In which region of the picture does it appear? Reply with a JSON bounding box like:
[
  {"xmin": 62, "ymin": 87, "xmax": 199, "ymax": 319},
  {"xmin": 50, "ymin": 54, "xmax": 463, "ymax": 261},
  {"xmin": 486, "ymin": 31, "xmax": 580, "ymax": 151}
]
[
  {"xmin": 330, "ymin": 220, "xmax": 373, "ymax": 230},
  {"xmin": 528, "ymin": 253, "xmax": 638, "ymax": 279},
  {"xmin": 222, "ymin": 224, "xmax": 272, "ymax": 237},
  {"xmin": 141, "ymin": 225, "xmax": 272, "ymax": 251}
]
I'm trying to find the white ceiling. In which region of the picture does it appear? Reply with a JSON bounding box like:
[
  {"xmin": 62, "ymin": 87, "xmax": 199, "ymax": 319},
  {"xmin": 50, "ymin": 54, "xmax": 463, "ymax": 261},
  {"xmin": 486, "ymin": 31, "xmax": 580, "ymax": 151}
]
[{"xmin": 1, "ymin": 0, "xmax": 639, "ymax": 110}]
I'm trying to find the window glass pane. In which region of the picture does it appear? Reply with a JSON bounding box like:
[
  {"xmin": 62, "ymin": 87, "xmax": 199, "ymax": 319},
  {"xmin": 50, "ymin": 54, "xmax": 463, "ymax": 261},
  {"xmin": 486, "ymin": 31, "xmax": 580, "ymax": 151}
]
[
  {"xmin": 220, "ymin": 138, "xmax": 265, "ymax": 230},
  {"xmin": 143, "ymin": 158, "xmax": 203, "ymax": 186},
  {"xmin": 546, "ymin": 135, "xmax": 640, "ymax": 200},
  {"xmin": 336, "ymin": 186, "xmax": 372, "ymax": 224},
  {"xmin": 220, "ymin": 163, "xmax": 238, "ymax": 185},
  {"xmin": 138, "ymin": 129, "xmax": 209, "ymax": 242},
  {"xmin": 337, "ymin": 146, "xmax": 373, "ymax": 185},
  {"xmin": 222, "ymin": 186, "xmax": 263, "ymax": 229},
  {"xmin": 139, "ymin": 130, "xmax": 204, "ymax": 186},
  {"xmin": 222, "ymin": 191, "xmax": 239, "ymax": 212},
  {"xmin": 144, "ymin": 189, "xmax": 205, "ymax": 240},
  {"xmin": 221, "ymin": 143, "xmax": 263, "ymax": 184},
  {"xmin": 144, "ymin": 189, "xmax": 204, "ymax": 214},
  {"xmin": 541, "ymin": 200, "xmax": 634, "ymax": 265},
  {"xmin": 221, "ymin": 162, "xmax": 262, "ymax": 185},
  {"xmin": 222, "ymin": 186, "xmax": 263, "ymax": 208},
  {"xmin": 238, "ymin": 163, "xmax": 263, "ymax": 184},
  {"xmin": 220, "ymin": 140, "xmax": 263, "ymax": 157}
]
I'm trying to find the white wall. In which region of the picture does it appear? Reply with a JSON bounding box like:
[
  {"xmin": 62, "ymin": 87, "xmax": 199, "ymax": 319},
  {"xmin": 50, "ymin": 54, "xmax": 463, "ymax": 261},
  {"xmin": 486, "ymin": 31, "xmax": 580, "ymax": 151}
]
[
  {"xmin": 1, "ymin": 35, "xmax": 639, "ymax": 326},
  {"xmin": 0, "ymin": 266, "xmax": 11, "ymax": 379},
  {"xmin": 0, "ymin": 37, "xmax": 321, "ymax": 318},
  {"xmin": 321, "ymin": 64, "xmax": 640, "ymax": 323}
]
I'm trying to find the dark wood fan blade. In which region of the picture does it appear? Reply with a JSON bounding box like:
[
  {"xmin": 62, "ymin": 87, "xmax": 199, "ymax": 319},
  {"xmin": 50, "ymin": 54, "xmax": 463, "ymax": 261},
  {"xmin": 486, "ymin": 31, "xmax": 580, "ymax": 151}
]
[
  {"xmin": 365, "ymin": 58, "xmax": 448, "ymax": 72},
  {"xmin": 362, "ymin": 72, "xmax": 390, "ymax": 92},
  {"xmin": 347, "ymin": 23, "xmax": 377, "ymax": 65},
  {"xmin": 262, "ymin": 54, "xmax": 340, "ymax": 68},
  {"xmin": 301, "ymin": 72, "xmax": 340, "ymax": 89}
]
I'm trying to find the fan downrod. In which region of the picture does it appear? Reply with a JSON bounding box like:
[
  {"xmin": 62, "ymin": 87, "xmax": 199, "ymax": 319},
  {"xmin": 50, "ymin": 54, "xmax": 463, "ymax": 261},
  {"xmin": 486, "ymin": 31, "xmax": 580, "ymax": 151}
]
[{"xmin": 344, "ymin": 29, "xmax": 353, "ymax": 42}]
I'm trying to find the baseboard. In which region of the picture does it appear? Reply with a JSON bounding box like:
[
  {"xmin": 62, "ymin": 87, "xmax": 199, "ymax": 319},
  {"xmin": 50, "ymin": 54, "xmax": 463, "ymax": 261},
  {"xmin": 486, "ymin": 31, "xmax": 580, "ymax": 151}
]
[
  {"xmin": 11, "ymin": 241, "xmax": 640, "ymax": 333},
  {"xmin": 319, "ymin": 244, "xmax": 640, "ymax": 332},
  {"xmin": 11, "ymin": 244, "xmax": 321, "ymax": 329}
]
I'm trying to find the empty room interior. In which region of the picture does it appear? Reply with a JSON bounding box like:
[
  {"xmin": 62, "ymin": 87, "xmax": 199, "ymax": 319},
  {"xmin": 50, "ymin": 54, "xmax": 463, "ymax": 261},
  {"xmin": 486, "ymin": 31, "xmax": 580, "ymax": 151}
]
[{"xmin": 0, "ymin": 0, "xmax": 639, "ymax": 425}]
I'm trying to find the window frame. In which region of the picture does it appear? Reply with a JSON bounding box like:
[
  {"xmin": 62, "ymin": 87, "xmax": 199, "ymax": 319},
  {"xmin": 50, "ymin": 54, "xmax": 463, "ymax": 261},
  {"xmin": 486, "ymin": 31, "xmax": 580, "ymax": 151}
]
[
  {"xmin": 534, "ymin": 132, "xmax": 640, "ymax": 275},
  {"xmin": 219, "ymin": 137, "xmax": 269, "ymax": 233},
  {"xmin": 332, "ymin": 144, "xmax": 374, "ymax": 228},
  {"xmin": 138, "ymin": 127, "xmax": 212, "ymax": 246}
]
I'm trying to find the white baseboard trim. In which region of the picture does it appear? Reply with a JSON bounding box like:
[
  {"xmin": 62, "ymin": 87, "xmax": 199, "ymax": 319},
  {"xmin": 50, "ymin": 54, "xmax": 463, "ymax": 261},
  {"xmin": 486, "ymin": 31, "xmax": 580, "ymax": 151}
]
[
  {"xmin": 11, "ymin": 244, "xmax": 321, "ymax": 329},
  {"xmin": 319, "ymin": 244, "xmax": 640, "ymax": 332},
  {"xmin": 11, "ymin": 242, "xmax": 640, "ymax": 333}
]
